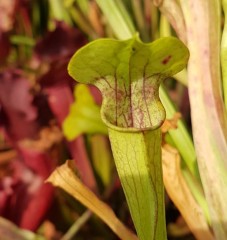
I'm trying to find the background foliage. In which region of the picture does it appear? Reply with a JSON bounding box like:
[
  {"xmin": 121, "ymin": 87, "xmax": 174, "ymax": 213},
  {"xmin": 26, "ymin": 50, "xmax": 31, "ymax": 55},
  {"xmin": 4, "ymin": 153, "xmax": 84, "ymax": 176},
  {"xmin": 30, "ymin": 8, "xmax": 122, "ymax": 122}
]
[{"xmin": 0, "ymin": 0, "xmax": 226, "ymax": 240}]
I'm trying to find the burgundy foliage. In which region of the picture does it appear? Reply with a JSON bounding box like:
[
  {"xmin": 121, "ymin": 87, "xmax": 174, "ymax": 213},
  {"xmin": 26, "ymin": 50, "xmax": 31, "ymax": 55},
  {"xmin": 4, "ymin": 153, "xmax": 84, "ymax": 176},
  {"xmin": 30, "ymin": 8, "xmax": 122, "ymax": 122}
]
[
  {"xmin": 0, "ymin": 33, "xmax": 10, "ymax": 64},
  {"xmin": 0, "ymin": 11, "xmax": 93, "ymax": 230},
  {"xmin": 0, "ymin": 70, "xmax": 38, "ymax": 141},
  {"xmin": 0, "ymin": 159, "xmax": 54, "ymax": 230},
  {"xmin": 35, "ymin": 21, "xmax": 87, "ymax": 61}
]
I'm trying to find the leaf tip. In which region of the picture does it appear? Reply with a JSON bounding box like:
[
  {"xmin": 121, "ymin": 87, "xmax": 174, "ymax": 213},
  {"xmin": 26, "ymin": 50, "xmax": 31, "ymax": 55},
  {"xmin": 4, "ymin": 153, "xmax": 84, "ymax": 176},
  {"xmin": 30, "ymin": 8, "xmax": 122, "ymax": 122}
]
[{"xmin": 46, "ymin": 160, "xmax": 75, "ymax": 186}]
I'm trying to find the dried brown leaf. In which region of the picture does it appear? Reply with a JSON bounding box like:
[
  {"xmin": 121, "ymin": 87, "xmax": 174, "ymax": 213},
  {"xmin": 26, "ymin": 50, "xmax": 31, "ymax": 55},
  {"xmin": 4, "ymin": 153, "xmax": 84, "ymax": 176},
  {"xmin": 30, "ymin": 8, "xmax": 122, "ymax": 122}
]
[
  {"xmin": 161, "ymin": 112, "xmax": 181, "ymax": 133},
  {"xmin": 162, "ymin": 144, "xmax": 214, "ymax": 240},
  {"xmin": 47, "ymin": 161, "xmax": 138, "ymax": 240}
]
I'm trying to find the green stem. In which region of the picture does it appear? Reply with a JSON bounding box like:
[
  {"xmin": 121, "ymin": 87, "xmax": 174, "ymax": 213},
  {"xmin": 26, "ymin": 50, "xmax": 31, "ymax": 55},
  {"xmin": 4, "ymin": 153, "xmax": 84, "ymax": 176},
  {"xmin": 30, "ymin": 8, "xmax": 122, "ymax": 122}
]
[
  {"xmin": 48, "ymin": 0, "xmax": 72, "ymax": 25},
  {"xmin": 159, "ymin": 86, "xmax": 199, "ymax": 178},
  {"xmin": 61, "ymin": 210, "xmax": 92, "ymax": 240},
  {"xmin": 96, "ymin": 0, "xmax": 135, "ymax": 39},
  {"xmin": 160, "ymin": 14, "xmax": 171, "ymax": 37},
  {"xmin": 67, "ymin": 7, "xmax": 97, "ymax": 38},
  {"xmin": 131, "ymin": 0, "xmax": 149, "ymax": 41},
  {"xmin": 109, "ymin": 128, "xmax": 167, "ymax": 240},
  {"xmin": 160, "ymin": 86, "xmax": 211, "ymax": 222}
]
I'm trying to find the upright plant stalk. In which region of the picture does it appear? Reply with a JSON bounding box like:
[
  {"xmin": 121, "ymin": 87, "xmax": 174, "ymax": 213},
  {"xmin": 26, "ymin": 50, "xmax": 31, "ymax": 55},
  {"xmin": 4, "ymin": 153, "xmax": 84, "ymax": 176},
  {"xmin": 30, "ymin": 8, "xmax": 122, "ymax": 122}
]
[
  {"xmin": 68, "ymin": 36, "xmax": 189, "ymax": 240},
  {"xmin": 109, "ymin": 129, "xmax": 165, "ymax": 239},
  {"xmin": 180, "ymin": 1, "xmax": 227, "ymax": 239}
]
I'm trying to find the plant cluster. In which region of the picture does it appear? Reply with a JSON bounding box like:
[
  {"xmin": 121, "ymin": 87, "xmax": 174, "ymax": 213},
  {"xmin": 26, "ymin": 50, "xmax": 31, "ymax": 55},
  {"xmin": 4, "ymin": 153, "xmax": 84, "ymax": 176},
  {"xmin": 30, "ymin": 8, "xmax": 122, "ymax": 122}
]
[{"xmin": 0, "ymin": 1, "xmax": 226, "ymax": 240}]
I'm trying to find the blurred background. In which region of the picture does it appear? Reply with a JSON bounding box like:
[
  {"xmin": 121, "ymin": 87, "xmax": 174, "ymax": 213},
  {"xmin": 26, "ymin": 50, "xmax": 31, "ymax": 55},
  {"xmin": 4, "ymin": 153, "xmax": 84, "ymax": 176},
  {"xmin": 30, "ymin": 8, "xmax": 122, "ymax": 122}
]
[{"xmin": 0, "ymin": 0, "xmax": 195, "ymax": 239}]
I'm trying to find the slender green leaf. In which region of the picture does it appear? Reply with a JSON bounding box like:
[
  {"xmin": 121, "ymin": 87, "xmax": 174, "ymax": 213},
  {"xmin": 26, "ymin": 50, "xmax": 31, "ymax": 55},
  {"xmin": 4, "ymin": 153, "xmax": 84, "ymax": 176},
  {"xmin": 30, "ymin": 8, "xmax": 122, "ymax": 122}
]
[
  {"xmin": 74, "ymin": 0, "xmax": 89, "ymax": 16},
  {"xmin": 131, "ymin": 0, "xmax": 149, "ymax": 41},
  {"xmin": 159, "ymin": 86, "xmax": 198, "ymax": 176},
  {"xmin": 10, "ymin": 35, "xmax": 35, "ymax": 46},
  {"xmin": 90, "ymin": 135, "xmax": 113, "ymax": 186},
  {"xmin": 96, "ymin": 0, "xmax": 135, "ymax": 39},
  {"xmin": 48, "ymin": 0, "xmax": 72, "ymax": 24},
  {"xmin": 61, "ymin": 210, "xmax": 92, "ymax": 240}
]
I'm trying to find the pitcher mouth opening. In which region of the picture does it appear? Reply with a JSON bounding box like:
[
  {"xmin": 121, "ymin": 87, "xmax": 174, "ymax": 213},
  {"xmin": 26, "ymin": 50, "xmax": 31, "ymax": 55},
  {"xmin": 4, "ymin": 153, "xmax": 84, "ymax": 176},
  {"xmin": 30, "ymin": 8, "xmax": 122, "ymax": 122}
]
[{"xmin": 100, "ymin": 102, "xmax": 166, "ymax": 133}]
